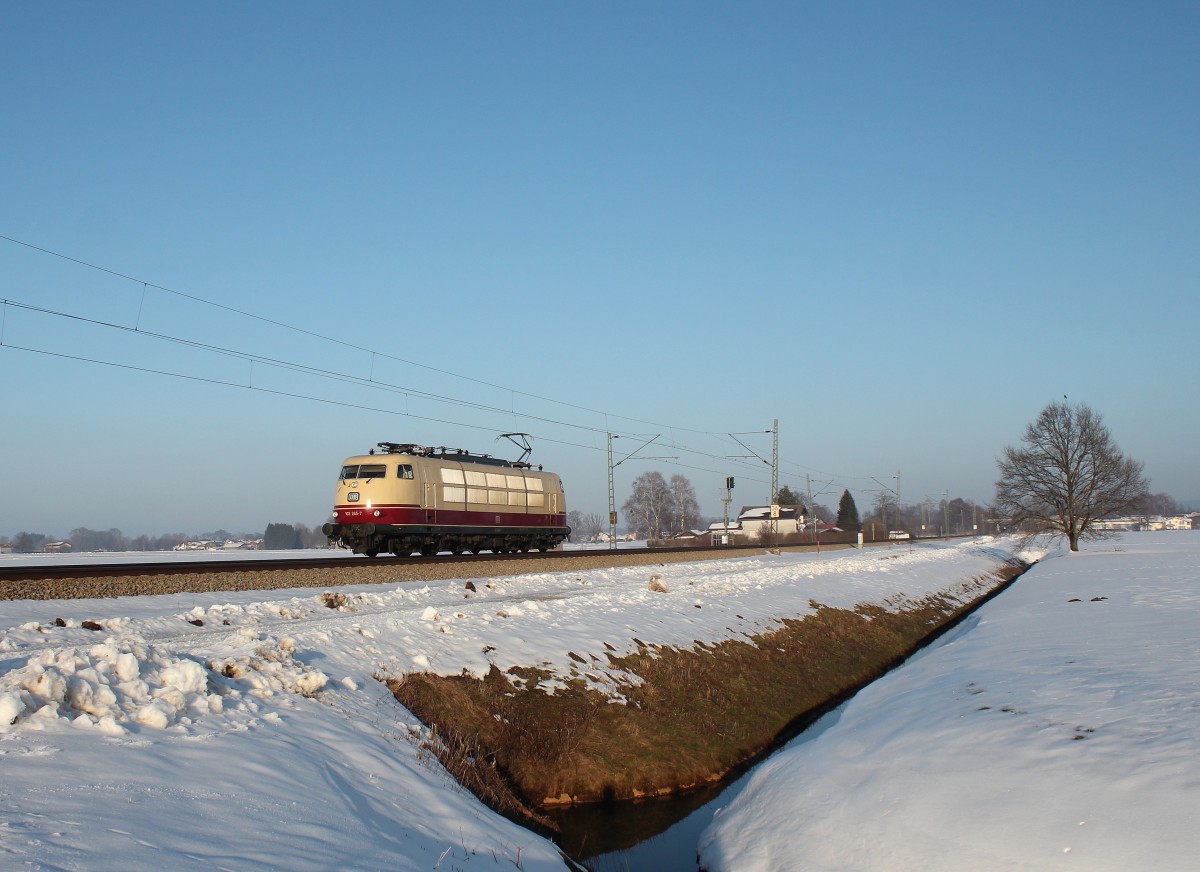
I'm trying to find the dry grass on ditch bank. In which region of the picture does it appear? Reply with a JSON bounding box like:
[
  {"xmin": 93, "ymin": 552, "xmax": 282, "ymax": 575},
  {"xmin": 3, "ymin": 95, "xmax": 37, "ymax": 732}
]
[{"xmin": 387, "ymin": 563, "xmax": 1026, "ymax": 830}]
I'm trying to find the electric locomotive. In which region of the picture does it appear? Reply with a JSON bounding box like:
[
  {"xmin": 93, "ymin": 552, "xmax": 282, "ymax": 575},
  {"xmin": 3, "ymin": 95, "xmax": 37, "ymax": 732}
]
[{"xmin": 322, "ymin": 438, "xmax": 569, "ymax": 557}]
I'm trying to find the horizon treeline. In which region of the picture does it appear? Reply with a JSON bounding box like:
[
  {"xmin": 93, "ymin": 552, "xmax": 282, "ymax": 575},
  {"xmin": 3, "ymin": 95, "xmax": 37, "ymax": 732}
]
[{"xmin": 3, "ymin": 522, "xmax": 330, "ymax": 553}]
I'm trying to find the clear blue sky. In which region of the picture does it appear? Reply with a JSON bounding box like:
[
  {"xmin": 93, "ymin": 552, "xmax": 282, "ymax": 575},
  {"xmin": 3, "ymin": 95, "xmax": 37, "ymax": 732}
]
[{"xmin": 2, "ymin": 2, "xmax": 1197, "ymax": 537}]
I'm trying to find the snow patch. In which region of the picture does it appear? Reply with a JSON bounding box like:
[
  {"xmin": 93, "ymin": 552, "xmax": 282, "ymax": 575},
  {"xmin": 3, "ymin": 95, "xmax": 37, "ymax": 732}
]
[{"xmin": 1, "ymin": 634, "xmax": 328, "ymax": 734}]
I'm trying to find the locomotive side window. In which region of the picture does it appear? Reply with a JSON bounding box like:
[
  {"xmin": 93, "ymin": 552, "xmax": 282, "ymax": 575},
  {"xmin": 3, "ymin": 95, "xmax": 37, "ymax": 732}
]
[
  {"xmin": 338, "ymin": 463, "xmax": 385, "ymax": 480},
  {"xmin": 397, "ymin": 464, "xmax": 414, "ymax": 479}
]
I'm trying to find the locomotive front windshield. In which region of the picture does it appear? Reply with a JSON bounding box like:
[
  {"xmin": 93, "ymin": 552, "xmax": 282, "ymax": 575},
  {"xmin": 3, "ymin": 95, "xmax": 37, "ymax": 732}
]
[{"xmin": 339, "ymin": 463, "xmax": 387, "ymax": 481}]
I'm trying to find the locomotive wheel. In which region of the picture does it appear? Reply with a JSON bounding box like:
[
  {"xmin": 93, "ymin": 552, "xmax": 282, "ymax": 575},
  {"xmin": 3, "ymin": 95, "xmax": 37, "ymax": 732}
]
[{"xmin": 364, "ymin": 547, "xmax": 379, "ymax": 558}]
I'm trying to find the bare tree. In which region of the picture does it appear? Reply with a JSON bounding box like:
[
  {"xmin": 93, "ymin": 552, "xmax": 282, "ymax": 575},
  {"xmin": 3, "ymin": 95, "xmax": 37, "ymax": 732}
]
[
  {"xmin": 68, "ymin": 527, "xmax": 127, "ymax": 552},
  {"xmin": 566, "ymin": 510, "xmax": 586, "ymax": 543},
  {"xmin": 622, "ymin": 471, "xmax": 673, "ymax": 539},
  {"xmin": 566, "ymin": 510, "xmax": 605, "ymax": 543},
  {"xmin": 1137, "ymin": 492, "xmax": 1183, "ymax": 517},
  {"xmin": 809, "ymin": 502, "xmax": 834, "ymax": 525},
  {"xmin": 669, "ymin": 474, "xmax": 701, "ymax": 534},
  {"xmin": 868, "ymin": 491, "xmax": 899, "ymax": 531},
  {"xmin": 995, "ymin": 400, "xmax": 1149, "ymax": 551},
  {"xmin": 13, "ymin": 531, "xmax": 48, "ymax": 553},
  {"xmin": 576, "ymin": 512, "xmax": 605, "ymax": 542}
]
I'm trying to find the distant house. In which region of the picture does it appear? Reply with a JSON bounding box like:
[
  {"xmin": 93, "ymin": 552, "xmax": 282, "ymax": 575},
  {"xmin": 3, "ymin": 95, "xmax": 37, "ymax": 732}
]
[
  {"xmin": 1093, "ymin": 515, "xmax": 1196, "ymax": 532},
  {"xmin": 597, "ymin": 531, "xmax": 639, "ymax": 543},
  {"xmin": 174, "ymin": 540, "xmax": 220, "ymax": 551},
  {"xmin": 0, "ymin": 543, "xmax": 13, "ymax": 555},
  {"xmin": 43, "ymin": 541, "xmax": 73, "ymax": 553},
  {"xmin": 708, "ymin": 504, "xmax": 808, "ymax": 544}
]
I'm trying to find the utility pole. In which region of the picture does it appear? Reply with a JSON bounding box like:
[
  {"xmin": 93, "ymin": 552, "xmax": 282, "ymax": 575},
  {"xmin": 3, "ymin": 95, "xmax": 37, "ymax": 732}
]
[
  {"xmin": 607, "ymin": 434, "xmax": 617, "ymax": 550},
  {"xmin": 943, "ymin": 489, "xmax": 949, "ymax": 537},
  {"xmin": 771, "ymin": 419, "xmax": 779, "ymax": 504},
  {"xmin": 728, "ymin": 422, "xmax": 778, "ymax": 544},
  {"xmin": 721, "ymin": 477, "xmax": 734, "ymax": 545},
  {"xmin": 806, "ymin": 473, "xmax": 813, "ymax": 532},
  {"xmin": 806, "ymin": 472, "xmax": 817, "ymax": 552},
  {"xmin": 894, "ymin": 469, "xmax": 901, "ymax": 533},
  {"xmin": 770, "ymin": 418, "xmax": 779, "ymax": 544},
  {"xmin": 895, "ymin": 470, "xmax": 901, "ymax": 521},
  {"xmin": 606, "ymin": 433, "xmax": 673, "ymax": 550}
]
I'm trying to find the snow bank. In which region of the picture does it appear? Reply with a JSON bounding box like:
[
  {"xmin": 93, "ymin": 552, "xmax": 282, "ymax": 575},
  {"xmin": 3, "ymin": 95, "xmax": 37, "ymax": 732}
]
[
  {"xmin": 698, "ymin": 534, "xmax": 1200, "ymax": 871},
  {"xmin": 0, "ymin": 631, "xmax": 327, "ymax": 735}
]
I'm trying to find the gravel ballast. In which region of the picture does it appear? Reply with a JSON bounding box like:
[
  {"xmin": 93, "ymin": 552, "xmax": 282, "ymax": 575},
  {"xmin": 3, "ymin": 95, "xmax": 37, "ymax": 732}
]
[{"xmin": 1, "ymin": 545, "xmax": 859, "ymax": 601}]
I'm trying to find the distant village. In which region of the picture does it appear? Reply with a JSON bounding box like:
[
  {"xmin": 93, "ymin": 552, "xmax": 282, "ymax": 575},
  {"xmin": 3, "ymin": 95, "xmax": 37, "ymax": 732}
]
[
  {"xmin": 170, "ymin": 539, "xmax": 265, "ymax": 551},
  {"xmin": 609, "ymin": 505, "xmax": 1199, "ymax": 548},
  {"xmin": 1090, "ymin": 515, "xmax": 1198, "ymax": 532},
  {"xmin": 2, "ymin": 511, "xmax": 1195, "ymax": 555},
  {"xmin": 0, "ymin": 538, "xmax": 265, "ymax": 555}
]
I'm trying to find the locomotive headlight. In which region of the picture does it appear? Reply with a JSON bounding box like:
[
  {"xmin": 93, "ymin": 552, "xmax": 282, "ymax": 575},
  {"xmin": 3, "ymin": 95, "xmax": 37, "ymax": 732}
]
[
  {"xmin": 373, "ymin": 510, "xmax": 381, "ymax": 518},
  {"xmin": 332, "ymin": 511, "xmax": 339, "ymax": 518}
]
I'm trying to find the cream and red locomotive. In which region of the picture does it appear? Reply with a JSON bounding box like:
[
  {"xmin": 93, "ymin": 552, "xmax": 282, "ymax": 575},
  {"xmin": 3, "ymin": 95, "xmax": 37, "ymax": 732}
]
[{"xmin": 322, "ymin": 441, "xmax": 569, "ymax": 557}]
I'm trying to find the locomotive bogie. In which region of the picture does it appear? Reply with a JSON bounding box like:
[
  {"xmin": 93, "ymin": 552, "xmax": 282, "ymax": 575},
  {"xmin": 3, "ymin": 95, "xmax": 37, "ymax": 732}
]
[{"xmin": 322, "ymin": 443, "xmax": 569, "ymax": 557}]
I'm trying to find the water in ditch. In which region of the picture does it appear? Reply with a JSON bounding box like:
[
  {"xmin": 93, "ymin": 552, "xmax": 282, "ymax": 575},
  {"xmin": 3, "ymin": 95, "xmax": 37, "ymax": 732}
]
[
  {"xmin": 551, "ymin": 611, "xmax": 991, "ymax": 869},
  {"xmin": 548, "ymin": 703, "xmax": 847, "ymax": 871}
]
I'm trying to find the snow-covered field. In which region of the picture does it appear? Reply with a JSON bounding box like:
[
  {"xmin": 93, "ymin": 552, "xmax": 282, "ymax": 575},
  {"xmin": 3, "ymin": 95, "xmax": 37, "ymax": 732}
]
[
  {"xmin": 2, "ymin": 534, "xmax": 1190, "ymax": 870},
  {"xmin": 698, "ymin": 532, "xmax": 1200, "ymax": 871}
]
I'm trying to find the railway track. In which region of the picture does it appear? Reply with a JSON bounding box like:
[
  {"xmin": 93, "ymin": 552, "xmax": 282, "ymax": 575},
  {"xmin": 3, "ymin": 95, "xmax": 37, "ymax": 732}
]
[{"xmin": 0, "ymin": 543, "xmax": 811, "ymax": 601}]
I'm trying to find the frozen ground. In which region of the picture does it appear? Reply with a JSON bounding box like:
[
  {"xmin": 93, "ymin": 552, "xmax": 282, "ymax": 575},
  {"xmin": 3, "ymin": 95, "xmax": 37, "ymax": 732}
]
[
  {"xmin": 698, "ymin": 532, "xmax": 1200, "ymax": 872},
  {"xmin": 0, "ymin": 537, "xmax": 1017, "ymax": 870}
]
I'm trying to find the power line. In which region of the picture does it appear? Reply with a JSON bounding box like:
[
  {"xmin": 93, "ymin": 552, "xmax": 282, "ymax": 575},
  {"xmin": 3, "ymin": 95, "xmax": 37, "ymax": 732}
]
[
  {"xmin": 1, "ymin": 234, "xmax": 900, "ymax": 494},
  {"xmin": 0, "ymin": 233, "xmax": 722, "ymax": 436},
  {"xmin": 1, "ymin": 296, "xmax": 778, "ymax": 483},
  {"xmin": 0, "ymin": 340, "xmax": 601, "ymax": 454},
  {"xmin": 1, "ymin": 333, "xmax": 773, "ymax": 490},
  {"xmin": 0, "ymin": 297, "xmax": 618, "ymax": 436}
]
